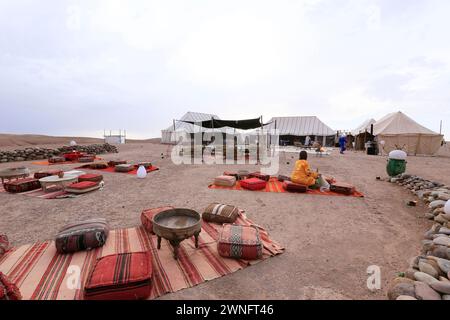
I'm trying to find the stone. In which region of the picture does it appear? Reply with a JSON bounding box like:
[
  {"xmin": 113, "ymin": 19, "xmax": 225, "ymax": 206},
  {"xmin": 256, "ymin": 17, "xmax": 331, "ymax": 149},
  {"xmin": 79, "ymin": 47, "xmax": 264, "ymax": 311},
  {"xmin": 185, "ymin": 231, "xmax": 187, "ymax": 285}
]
[
  {"xmin": 435, "ymin": 214, "xmax": 449, "ymax": 225},
  {"xmin": 405, "ymin": 268, "xmax": 417, "ymax": 280},
  {"xmin": 438, "ymin": 194, "xmax": 450, "ymax": 201},
  {"xmin": 433, "ymin": 236, "xmax": 450, "ymax": 247},
  {"xmin": 414, "ymin": 272, "xmax": 439, "ymax": 285},
  {"xmin": 430, "ymin": 200, "xmax": 447, "ymax": 209},
  {"xmin": 428, "ymin": 245, "xmax": 450, "ymax": 259},
  {"xmin": 438, "ymin": 227, "xmax": 450, "ymax": 235},
  {"xmin": 436, "ymin": 258, "xmax": 450, "ymax": 274},
  {"xmin": 424, "ymin": 213, "xmax": 435, "ymax": 220},
  {"xmin": 387, "ymin": 280, "xmax": 416, "ymax": 300},
  {"xmin": 430, "ymin": 281, "xmax": 450, "ymax": 294},
  {"xmin": 419, "ymin": 261, "xmax": 439, "ymax": 278},
  {"xmin": 414, "ymin": 281, "xmax": 441, "ymax": 300},
  {"xmin": 396, "ymin": 295, "xmax": 417, "ymax": 300}
]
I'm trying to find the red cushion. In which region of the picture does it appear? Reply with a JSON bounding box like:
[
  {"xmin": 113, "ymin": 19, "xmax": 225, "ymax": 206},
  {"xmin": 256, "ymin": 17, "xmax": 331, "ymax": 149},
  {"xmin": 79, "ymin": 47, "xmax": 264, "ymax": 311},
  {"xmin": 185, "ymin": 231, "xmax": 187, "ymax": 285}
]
[
  {"xmin": 282, "ymin": 181, "xmax": 307, "ymax": 193},
  {"xmin": 84, "ymin": 252, "xmax": 152, "ymax": 300},
  {"xmin": 4, "ymin": 178, "xmax": 41, "ymax": 193},
  {"xmin": 217, "ymin": 224, "xmax": 263, "ymax": 260},
  {"xmin": 78, "ymin": 174, "xmax": 103, "ymax": 183},
  {"xmin": 68, "ymin": 181, "xmax": 98, "ymax": 190},
  {"xmin": 240, "ymin": 178, "xmax": 267, "ymax": 191},
  {"xmin": 0, "ymin": 272, "xmax": 22, "ymax": 300},
  {"xmin": 141, "ymin": 207, "xmax": 174, "ymax": 234}
]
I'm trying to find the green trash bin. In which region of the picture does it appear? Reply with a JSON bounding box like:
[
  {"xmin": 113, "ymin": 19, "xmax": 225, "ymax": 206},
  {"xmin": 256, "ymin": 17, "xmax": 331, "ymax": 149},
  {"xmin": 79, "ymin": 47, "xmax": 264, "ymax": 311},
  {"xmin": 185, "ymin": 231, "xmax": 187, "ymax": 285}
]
[{"xmin": 386, "ymin": 150, "xmax": 407, "ymax": 177}]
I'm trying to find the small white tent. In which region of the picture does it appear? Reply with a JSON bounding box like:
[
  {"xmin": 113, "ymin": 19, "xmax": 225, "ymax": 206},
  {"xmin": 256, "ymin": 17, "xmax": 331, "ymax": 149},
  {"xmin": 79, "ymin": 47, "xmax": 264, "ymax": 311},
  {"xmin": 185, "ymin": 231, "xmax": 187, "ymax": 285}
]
[
  {"xmin": 373, "ymin": 111, "xmax": 443, "ymax": 155},
  {"xmin": 161, "ymin": 111, "xmax": 220, "ymax": 144}
]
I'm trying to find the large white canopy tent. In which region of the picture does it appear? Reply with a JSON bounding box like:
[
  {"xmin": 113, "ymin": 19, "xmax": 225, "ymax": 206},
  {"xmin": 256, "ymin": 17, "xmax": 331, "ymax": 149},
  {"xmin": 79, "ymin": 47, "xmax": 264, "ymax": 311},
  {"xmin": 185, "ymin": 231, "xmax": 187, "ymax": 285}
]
[
  {"xmin": 264, "ymin": 116, "xmax": 336, "ymax": 147},
  {"xmin": 373, "ymin": 111, "xmax": 443, "ymax": 155}
]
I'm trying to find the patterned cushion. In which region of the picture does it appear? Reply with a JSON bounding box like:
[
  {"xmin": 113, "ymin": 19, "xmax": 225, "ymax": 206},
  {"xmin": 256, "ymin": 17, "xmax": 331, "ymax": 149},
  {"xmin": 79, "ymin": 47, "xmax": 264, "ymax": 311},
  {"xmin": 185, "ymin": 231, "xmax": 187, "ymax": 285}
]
[
  {"xmin": 277, "ymin": 175, "xmax": 291, "ymax": 182},
  {"xmin": 237, "ymin": 170, "xmax": 250, "ymax": 180},
  {"xmin": 248, "ymin": 172, "xmax": 270, "ymax": 181},
  {"xmin": 115, "ymin": 164, "xmax": 134, "ymax": 172},
  {"xmin": 0, "ymin": 272, "xmax": 22, "ymax": 300},
  {"xmin": 48, "ymin": 156, "xmax": 65, "ymax": 163},
  {"xmin": 223, "ymin": 171, "xmax": 239, "ymax": 179},
  {"xmin": 63, "ymin": 152, "xmax": 85, "ymax": 161},
  {"xmin": 4, "ymin": 178, "xmax": 41, "ymax": 193},
  {"xmin": 33, "ymin": 170, "xmax": 63, "ymax": 180},
  {"xmin": 240, "ymin": 178, "xmax": 267, "ymax": 191},
  {"xmin": 84, "ymin": 251, "xmax": 152, "ymax": 300},
  {"xmin": 0, "ymin": 234, "xmax": 10, "ymax": 258},
  {"xmin": 141, "ymin": 206, "xmax": 174, "ymax": 234},
  {"xmin": 55, "ymin": 218, "xmax": 109, "ymax": 254},
  {"xmin": 202, "ymin": 203, "xmax": 239, "ymax": 224},
  {"xmin": 217, "ymin": 224, "xmax": 263, "ymax": 260},
  {"xmin": 330, "ymin": 182, "xmax": 355, "ymax": 195},
  {"xmin": 282, "ymin": 181, "xmax": 307, "ymax": 193},
  {"xmin": 78, "ymin": 174, "xmax": 103, "ymax": 183},
  {"xmin": 108, "ymin": 160, "xmax": 127, "ymax": 167},
  {"xmin": 214, "ymin": 175, "xmax": 236, "ymax": 187},
  {"xmin": 78, "ymin": 156, "xmax": 95, "ymax": 163},
  {"xmin": 89, "ymin": 162, "xmax": 109, "ymax": 169}
]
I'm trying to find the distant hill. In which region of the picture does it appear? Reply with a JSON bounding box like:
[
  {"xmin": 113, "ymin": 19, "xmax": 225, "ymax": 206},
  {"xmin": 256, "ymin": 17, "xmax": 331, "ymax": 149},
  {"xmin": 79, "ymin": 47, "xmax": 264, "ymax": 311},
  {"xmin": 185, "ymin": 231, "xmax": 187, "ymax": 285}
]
[{"xmin": 0, "ymin": 133, "xmax": 159, "ymax": 148}]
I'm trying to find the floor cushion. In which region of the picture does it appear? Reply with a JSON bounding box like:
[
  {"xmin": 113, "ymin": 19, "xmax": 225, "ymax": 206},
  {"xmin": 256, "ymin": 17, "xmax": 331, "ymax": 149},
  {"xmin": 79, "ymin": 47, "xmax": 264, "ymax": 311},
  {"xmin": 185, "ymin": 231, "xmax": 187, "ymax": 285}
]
[
  {"xmin": 84, "ymin": 251, "xmax": 152, "ymax": 300},
  {"xmin": 115, "ymin": 164, "xmax": 134, "ymax": 172},
  {"xmin": 137, "ymin": 162, "xmax": 152, "ymax": 168},
  {"xmin": 55, "ymin": 218, "xmax": 109, "ymax": 254},
  {"xmin": 202, "ymin": 203, "xmax": 239, "ymax": 224},
  {"xmin": 0, "ymin": 234, "xmax": 10, "ymax": 258},
  {"xmin": 48, "ymin": 156, "xmax": 65, "ymax": 163},
  {"xmin": 63, "ymin": 151, "xmax": 85, "ymax": 161},
  {"xmin": 65, "ymin": 181, "xmax": 100, "ymax": 194},
  {"xmin": 277, "ymin": 175, "xmax": 291, "ymax": 182},
  {"xmin": 141, "ymin": 206, "xmax": 174, "ymax": 234},
  {"xmin": 282, "ymin": 181, "xmax": 307, "ymax": 193},
  {"xmin": 330, "ymin": 182, "xmax": 355, "ymax": 195},
  {"xmin": 108, "ymin": 160, "xmax": 127, "ymax": 167},
  {"xmin": 3, "ymin": 178, "xmax": 41, "ymax": 193},
  {"xmin": 217, "ymin": 224, "xmax": 263, "ymax": 260},
  {"xmin": 248, "ymin": 172, "xmax": 270, "ymax": 181},
  {"xmin": 0, "ymin": 272, "xmax": 22, "ymax": 300},
  {"xmin": 214, "ymin": 175, "xmax": 236, "ymax": 187},
  {"xmin": 237, "ymin": 170, "xmax": 250, "ymax": 180},
  {"xmin": 78, "ymin": 174, "xmax": 103, "ymax": 183},
  {"xmin": 223, "ymin": 171, "xmax": 239, "ymax": 179},
  {"xmin": 89, "ymin": 162, "xmax": 109, "ymax": 169},
  {"xmin": 240, "ymin": 177, "xmax": 267, "ymax": 191},
  {"xmin": 78, "ymin": 155, "xmax": 95, "ymax": 163},
  {"xmin": 33, "ymin": 170, "xmax": 63, "ymax": 180}
]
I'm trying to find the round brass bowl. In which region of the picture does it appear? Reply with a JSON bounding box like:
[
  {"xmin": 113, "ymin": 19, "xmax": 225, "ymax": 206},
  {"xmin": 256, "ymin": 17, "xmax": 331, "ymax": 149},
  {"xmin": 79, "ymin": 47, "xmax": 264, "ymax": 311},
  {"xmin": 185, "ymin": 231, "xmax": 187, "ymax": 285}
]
[{"xmin": 152, "ymin": 208, "xmax": 201, "ymax": 259}]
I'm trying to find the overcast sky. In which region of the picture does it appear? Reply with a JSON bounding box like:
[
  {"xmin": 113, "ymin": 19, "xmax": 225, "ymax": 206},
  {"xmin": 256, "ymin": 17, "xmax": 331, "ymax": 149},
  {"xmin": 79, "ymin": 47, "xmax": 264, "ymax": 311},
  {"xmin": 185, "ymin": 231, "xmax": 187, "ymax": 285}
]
[{"xmin": 0, "ymin": 0, "xmax": 449, "ymax": 139}]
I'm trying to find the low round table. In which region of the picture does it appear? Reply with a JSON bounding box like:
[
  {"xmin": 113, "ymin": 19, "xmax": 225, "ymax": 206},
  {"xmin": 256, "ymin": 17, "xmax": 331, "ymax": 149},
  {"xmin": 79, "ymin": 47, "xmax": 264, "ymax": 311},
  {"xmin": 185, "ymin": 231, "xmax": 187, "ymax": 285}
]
[
  {"xmin": 152, "ymin": 208, "xmax": 201, "ymax": 260},
  {"xmin": 0, "ymin": 167, "xmax": 30, "ymax": 185},
  {"xmin": 39, "ymin": 174, "xmax": 78, "ymax": 192}
]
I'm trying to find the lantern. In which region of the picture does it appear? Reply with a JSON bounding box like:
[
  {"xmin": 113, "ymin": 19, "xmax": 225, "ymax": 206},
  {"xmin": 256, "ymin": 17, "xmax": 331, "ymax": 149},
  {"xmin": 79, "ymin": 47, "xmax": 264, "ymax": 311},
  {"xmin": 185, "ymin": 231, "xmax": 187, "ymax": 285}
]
[{"xmin": 137, "ymin": 165, "xmax": 147, "ymax": 179}]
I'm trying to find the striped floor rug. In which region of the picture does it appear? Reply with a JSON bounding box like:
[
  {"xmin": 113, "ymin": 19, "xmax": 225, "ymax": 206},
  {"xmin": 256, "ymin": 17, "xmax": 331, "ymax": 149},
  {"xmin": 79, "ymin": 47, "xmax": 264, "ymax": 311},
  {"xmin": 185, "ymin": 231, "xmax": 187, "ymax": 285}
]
[
  {"xmin": 0, "ymin": 184, "xmax": 67, "ymax": 199},
  {"xmin": 209, "ymin": 177, "xmax": 364, "ymax": 198},
  {"xmin": 0, "ymin": 213, "xmax": 284, "ymax": 300}
]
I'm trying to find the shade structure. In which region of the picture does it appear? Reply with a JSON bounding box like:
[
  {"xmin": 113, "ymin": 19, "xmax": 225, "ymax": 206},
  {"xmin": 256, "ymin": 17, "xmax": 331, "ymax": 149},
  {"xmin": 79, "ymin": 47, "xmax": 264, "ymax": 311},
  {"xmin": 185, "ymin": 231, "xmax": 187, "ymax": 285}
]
[
  {"xmin": 264, "ymin": 116, "xmax": 336, "ymax": 146},
  {"xmin": 373, "ymin": 111, "xmax": 443, "ymax": 155}
]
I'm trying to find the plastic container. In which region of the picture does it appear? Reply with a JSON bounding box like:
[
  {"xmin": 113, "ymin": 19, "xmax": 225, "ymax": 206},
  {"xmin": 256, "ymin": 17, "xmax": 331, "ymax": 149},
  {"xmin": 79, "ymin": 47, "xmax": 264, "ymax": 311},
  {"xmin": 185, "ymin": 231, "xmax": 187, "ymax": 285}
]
[{"xmin": 386, "ymin": 150, "xmax": 407, "ymax": 176}]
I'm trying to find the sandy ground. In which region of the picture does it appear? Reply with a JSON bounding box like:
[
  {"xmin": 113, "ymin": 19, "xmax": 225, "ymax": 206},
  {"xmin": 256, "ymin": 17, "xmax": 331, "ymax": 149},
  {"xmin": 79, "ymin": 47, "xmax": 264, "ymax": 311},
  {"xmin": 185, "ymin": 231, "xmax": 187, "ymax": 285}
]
[{"xmin": 1, "ymin": 142, "xmax": 450, "ymax": 300}]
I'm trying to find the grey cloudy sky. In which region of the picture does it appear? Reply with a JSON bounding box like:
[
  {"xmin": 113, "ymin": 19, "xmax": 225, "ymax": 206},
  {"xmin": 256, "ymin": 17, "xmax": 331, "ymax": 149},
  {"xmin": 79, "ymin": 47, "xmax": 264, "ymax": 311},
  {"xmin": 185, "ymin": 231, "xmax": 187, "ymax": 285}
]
[{"xmin": 1, "ymin": 0, "xmax": 449, "ymax": 139}]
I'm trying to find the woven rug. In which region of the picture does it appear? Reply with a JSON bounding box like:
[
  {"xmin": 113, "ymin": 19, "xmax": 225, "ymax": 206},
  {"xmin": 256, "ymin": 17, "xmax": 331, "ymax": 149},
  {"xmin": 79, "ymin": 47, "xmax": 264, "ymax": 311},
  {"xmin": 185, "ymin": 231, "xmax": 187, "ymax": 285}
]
[
  {"xmin": 32, "ymin": 157, "xmax": 103, "ymax": 166},
  {"xmin": 0, "ymin": 213, "xmax": 284, "ymax": 300},
  {"xmin": 75, "ymin": 165, "xmax": 159, "ymax": 175},
  {"xmin": 0, "ymin": 184, "xmax": 68, "ymax": 199},
  {"xmin": 209, "ymin": 177, "xmax": 364, "ymax": 198}
]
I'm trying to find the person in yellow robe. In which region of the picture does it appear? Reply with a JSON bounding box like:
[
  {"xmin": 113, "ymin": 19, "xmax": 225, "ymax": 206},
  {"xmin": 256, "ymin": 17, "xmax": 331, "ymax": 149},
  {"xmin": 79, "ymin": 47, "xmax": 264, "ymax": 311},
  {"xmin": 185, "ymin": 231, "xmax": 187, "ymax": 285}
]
[{"xmin": 291, "ymin": 151, "xmax": 320, "ymax": 187}]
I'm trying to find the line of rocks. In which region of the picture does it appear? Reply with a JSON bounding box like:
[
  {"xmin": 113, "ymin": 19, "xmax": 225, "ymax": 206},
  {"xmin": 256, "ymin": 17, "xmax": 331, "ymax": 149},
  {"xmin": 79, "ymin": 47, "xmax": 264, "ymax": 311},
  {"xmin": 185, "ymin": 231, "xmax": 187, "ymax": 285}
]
[
  {"xmin": 387, "ymin": 173, "xmax": 450, "ymax": 300},
  {"xmin": 0, "ymin": 143, "xmax": 118, "ymax": 163}
]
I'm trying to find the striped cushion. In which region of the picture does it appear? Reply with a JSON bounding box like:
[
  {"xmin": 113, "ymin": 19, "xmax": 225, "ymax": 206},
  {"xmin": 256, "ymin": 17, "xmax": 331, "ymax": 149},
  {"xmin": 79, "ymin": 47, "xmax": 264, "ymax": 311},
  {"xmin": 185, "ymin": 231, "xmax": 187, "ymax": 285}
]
[
  {"xmin": 48, "ymin": 156, "xmax": 65, "ymax": 163},
  {"xmin": 89, "ymin": 162, "xmax": 109, "ymax": 169},
  {"xmin": 214, "ymin": 175, "xmax": 236, "ymax": 187},
  {"xmin": 78, "ymin": 174, "xmax": 103, "ymax": 183},
  {"xmin": 141, "ymin": 206, "xmax": 174, "ymax": 234},
  {"xmin": 202, "ymin": 203, "xmax": 239, "ymax": 224},
  {"xmin": 0, "ymin": 272, "xmax": 22, "ymax": 300},
  {"xmin": 84, "ymin": 251, "xmax": 152, "ymax": 300},
  {"xmin": 115, "ymin": 164, "xmax": 134, "ymax": 172},
  {"xmin": 217, "ymin": 224, "xmax": 263, "ymax": 260},
  {"xmin": 282, "ymin": 181, "xmax": 307, "ymax": 193},
  {"xmin": 4, "ymin": 178, "xmax": 41, "ymax": 193},
  {"xmin": 55, "ymin": 218, "xmax": 109, "ymax": 253}
]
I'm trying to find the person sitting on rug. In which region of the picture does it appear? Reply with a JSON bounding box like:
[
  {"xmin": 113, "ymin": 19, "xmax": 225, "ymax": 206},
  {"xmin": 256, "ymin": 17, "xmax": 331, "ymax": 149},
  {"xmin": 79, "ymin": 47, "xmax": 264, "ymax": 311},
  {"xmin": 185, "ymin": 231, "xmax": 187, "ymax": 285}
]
[{"xmin": 290, "ymin": 151, "xmax": 320, "ymax": 188}]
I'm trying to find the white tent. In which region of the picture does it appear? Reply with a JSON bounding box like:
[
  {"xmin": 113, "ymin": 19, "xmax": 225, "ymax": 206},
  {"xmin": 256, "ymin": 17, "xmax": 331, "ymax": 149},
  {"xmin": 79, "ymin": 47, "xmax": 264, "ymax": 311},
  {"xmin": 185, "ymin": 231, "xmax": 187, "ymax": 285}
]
[
  {"xmin": 373, "ymin": 111, "xmax": 443, "ymax": 155},
  {"xmin": 352, "ymin": 118, "xmax": 376, "ymax": 136},
  {"xmin": 264, "ymin": 116, "xmax": 336, "ymax": 146},
  {"xmin": 161, "ymin": 111, "xmax": 220, "ymax": 144}
]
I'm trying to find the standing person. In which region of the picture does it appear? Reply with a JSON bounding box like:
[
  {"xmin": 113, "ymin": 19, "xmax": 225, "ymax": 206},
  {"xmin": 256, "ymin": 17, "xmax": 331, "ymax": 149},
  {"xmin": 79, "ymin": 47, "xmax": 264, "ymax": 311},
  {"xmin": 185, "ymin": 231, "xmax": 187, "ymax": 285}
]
[
  {"xmin": 305, "ymin": 135, "xmax": 311, "ymax": 147},
  {"xmin": 339, "ymin": 134, "xmax": 347, "ymax": 154}
]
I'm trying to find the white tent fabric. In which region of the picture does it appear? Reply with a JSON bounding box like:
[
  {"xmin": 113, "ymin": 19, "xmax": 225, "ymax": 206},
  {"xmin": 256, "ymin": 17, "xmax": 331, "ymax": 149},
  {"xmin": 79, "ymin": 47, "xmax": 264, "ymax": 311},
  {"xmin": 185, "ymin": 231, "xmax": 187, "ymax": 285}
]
[
  {"xmin": 161, "ymin": 111, "xmax": 220, "ymax": 144},
  {"xmin": 264, "ymin": 116, "xmax": 335, "ymax": 136},
  {"xmin": 352, "ymin": 118, "xmax": 376, "ymax": 136},
  {"xmin": 373, "ymin": 111, "xmax": 443, "ymax": 155}
]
